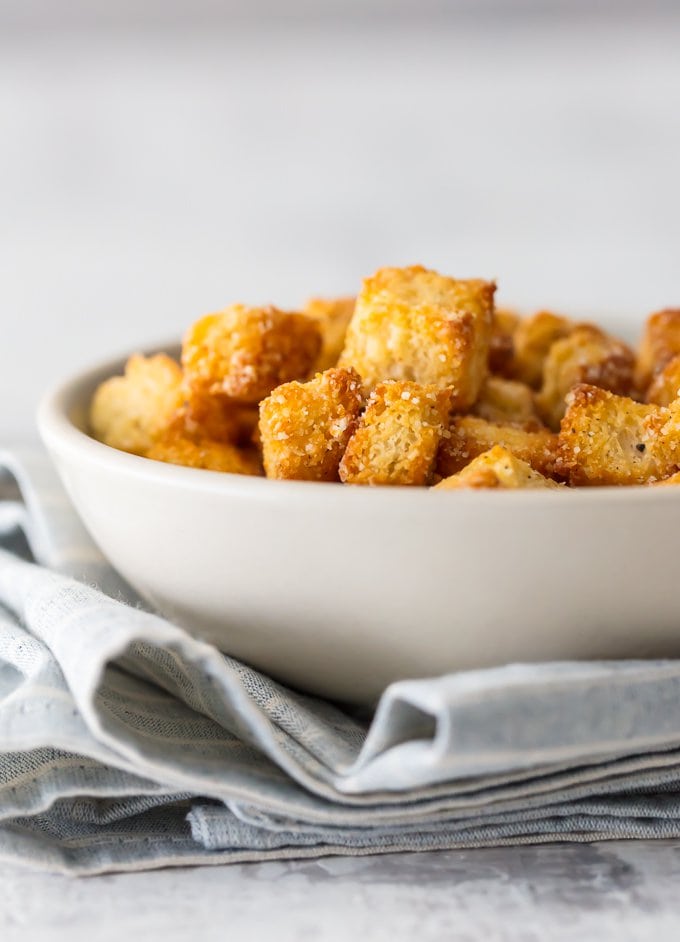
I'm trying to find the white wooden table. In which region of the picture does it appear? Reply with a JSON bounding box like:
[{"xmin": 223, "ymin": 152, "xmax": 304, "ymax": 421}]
[
  {"xmin": 3, "ymin": 842, "xmax": 680, "ymax": 941},
  {"xmin": 2, "ymin": 8, "xmax": 680, "ymax": 938}
]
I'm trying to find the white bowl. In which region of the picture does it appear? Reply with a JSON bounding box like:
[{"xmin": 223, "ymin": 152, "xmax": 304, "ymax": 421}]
[{"xmin": 38, "ymin": 343, "xmax": 680, "ymax": 705}]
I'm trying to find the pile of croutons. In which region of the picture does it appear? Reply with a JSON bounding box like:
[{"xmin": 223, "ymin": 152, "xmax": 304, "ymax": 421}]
[{"xmin": 89, "ymin": 265, "xmax": 680, "ymax": 489}]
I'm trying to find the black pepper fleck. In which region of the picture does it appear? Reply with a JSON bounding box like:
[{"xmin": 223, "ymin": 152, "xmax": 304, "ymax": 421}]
[{"xmin": 636, "ymin": 443, "xmax": 646, "ymax": 453}]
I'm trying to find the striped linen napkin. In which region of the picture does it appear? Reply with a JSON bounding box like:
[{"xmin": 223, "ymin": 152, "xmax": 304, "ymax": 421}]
[{"xmin": 3, "ymin": 448, "xmax": 680, "ymax": 875}]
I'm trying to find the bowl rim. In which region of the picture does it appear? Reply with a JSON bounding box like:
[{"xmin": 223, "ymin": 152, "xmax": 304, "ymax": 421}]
[{"xmin": 36, "ymin": 339, "xmax": 680, "ymax": 505}]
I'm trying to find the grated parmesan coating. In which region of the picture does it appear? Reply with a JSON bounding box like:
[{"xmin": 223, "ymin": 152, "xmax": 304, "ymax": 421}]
[
  {"xmin": 182, "ymin": 304, "xmax": 322, "ymax": 404},
  {"xmin": 557, "ymin": 384, "xmax": 678, "ymax": 486},
  {"xmin": 259, "ymin": 368, "xmax": 365, "ymax": 481},
  {"xmin": 435, "ymin": 445, "xmax": 560, "ymax": 490},
  {"xmin": 339, "ymin": 380, "xmax": 451, "ymax": 486},
  {"xmin": 87, "ymin": 270, "xmax": 680, "ymax": 488},
  {"xmin": 436, "ymin": 415, "xmax": 559, "ymax": 480},
  {"xmin": 338, "ymin": 265, "xmax": 495, "ymax": 408}
]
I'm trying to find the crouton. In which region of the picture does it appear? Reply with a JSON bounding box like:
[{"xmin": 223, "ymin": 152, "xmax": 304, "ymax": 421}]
[
  {"xmin": 489, "ymin": 307, "xmax": 520, "ymax": 375},
  {"xmin": 557, "ymin": 384, "xmax": 677, "ymax": 486},
  {"xmin": 304, "ymin": 296, "xmax": 356, "ymax": 371},
  {"xmin": 90, "ymin": 353, "xmax": 184, "ymax": 455},
  {"xmin": 635, "ymin": 308, "xmax": 680, "ymax": 391},
  {"xmin": 176, "ymin": 388, "xmax": 260, "ymax": 446},
  {"xmin": 259, "ymin": 368, "xmax": 364, "ymax": 481},
  {"xmin": 473, "ymin": 376, "xmax": 538, "ymax": 425},
  {"xmin": 339, "ymin": 381, "xmax": 451, "ymax": 486},
  {"xmin": 536, "ymin": 325, "xmax": 635, "ymax": 430},
  {"xmin": 147, "ymin": 430, "xmax": 262, "ymax": 475},
  {"xmin": 654, "ymin": 471, "xmax": 680, "ymax": 486},
  {"xmin": 657, "ymin": 399, "xmax": 680, "ymax": 469},
  {"xmin": 511, "ymin": 311, "xmax": 573, "ymax": 388},
  {"xmin": 338, "ymin": 265, "xmax": 495, "ymax": 408},
  {"xmin": 232, "ymin": 405, "xmax": 261, "ymax": 445},
  {"xmin": 436, "ymin": 415, "xmax": 559, "ymax": 479},
  {"xmin": 435, "ymin": 445, "xmax": 560, "ymax": 490},
  {"xmin": 182, "ymin": 305, "xmax": 322, "ymax": 404},
  {"xmin": 174, "ymin": 388, "xmax": 241, "ymax": 444},
  {"xmin": 646, "ymin": 353, "xmax": 680, "ymax": 406}
]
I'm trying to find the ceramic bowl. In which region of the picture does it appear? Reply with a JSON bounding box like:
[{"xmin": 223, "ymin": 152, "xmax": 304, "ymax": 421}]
[{"xmin": 37, "ymin": 343, "xmax": 680, "ymax": 705}]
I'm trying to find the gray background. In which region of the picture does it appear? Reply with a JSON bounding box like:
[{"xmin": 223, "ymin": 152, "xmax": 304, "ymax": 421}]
[{"xmin": 2, "ymin": 2, "xmax": 680, "ymax": 439}]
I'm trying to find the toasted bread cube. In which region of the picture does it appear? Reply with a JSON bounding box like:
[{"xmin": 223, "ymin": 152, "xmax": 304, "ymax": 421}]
[
  {"xmin": 558, "ymin": 384, "xmax": 676, "ymax": 486},
  {"xmin": 635, "ymin": 308, "xmax": 680, "ymax": 391},
  {"xmin": 654, "ymin": 471, "xmax": 680, "ymax": 486},
  {"xmin": 182, "ymin": 305, "xmax": 322, "ymax": 404},
  {"xmin": 473, "ymin": 376, "xmax": 538, "ymax": 425},
  {"xmin": 338, "ymin": 266, "xmax": 495, "ymax": 407},
  {"xmin": 304, "ymin": 297, "xmax": 356, "ymax": 372},
  {"xmin": 147, "ymin": 430, "xmax": 262, "ymax": 475},
  {"xmin": 176, "ymin": 387, "xmax": 260, "ymax": 446},
  {"xmin": 645, "ymin": 353, "xmax": 680, "ymax": 406},
  {"xmin": 536, "ymin": 325, "xmax": 635, "ymax": 430},
  {"xmin": 435, "ymin": 445, "xmax": 559, "ymax": 490},
  {"xmin": 175, "ymin": 387, "xmax": 241, "ymax": 444},
  {"xmin": 657, "ymin": 399, "xmax": 680, "ymax": 467},
  {"xmin": 437, "ymin": 415, "xmax": 559, "ymax": 479},
  {"xmin": 339, "ymin": 381, "xmax": 451, "ymax": 486},
  {"xmin": 232, "ymin": 404, "xmax": 261, "ymax": 445},
  {"xmin": 489, "ymin": 307, "xmax": 520, "ymax": 375},
  {"xmin": 90, "ymin": 353, "xmax": 184, "ymax": 455},
  {"xmin": 511, "ymin": 311, "xmax": 573, "ymax": 388},
  {"xmin": 258, "ymin": 368, "xmax": 364, "ymax": 481}
]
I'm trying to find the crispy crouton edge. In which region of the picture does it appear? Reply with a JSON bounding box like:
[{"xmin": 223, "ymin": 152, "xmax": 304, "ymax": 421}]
[{"xmin": 42, "ymin": 340, "xmax": 680, "ymax": 497}]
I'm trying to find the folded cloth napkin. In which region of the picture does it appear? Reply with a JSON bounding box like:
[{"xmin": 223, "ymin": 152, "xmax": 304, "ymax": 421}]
[{"xmin": 4, "ymin": 450, "xmax": 680, "ymax": 874}]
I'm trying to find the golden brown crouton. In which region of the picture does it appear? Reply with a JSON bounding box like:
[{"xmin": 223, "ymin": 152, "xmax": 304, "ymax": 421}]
[
  {"xmin": 511, "ymin": 311, "xmax": 573, "ymax": 388},
  {"xmin": 339, "ymin": 381, "xmax": 451, "ymax": 486},
  {"xmin": 304, "ymin": 296, "xmax": 356, "ymax": 372},
  {"xmin": 473, "ymin": 376, "xmax": 538, "ymax": 426},
  {"xmin": 176, "ymin": 388, "xmax": 260, "ymax": 447},
  {"xmin": 338, "ymin": 265, "xmax": 495, "ymax": 408},
  {"xmin": 90, "ymin": 353, "xmax": 184, "ymax": 455},
  {"xmin": 435, "ymin": 445, "xmax": 560, "ymax": 490},
  {"xmin": 489, "ymin": 307, "xmax": 520, "ymax": 375},
  {"xmin": 182, "ymin": 305, "xmax": 322, "ymax": 404},
  {"xmin": 147, "ymin": 431, "xmax": 262, "ymax": 475},
  {"xmin": 258, "ymin": 368, "xmax": 364, "ymax": 481},
  {"xmin": 535, "ymin": 325, "xmax": 635, "ymax": 431},
  {"xmin": 635, "ymin": 308, "xmax": 680, "ymax": 391},
  {"xmin": 657, "ymin": 399, "xmax": 680, "ymax": 469},
  {"xmin": 654, "ymin": 470, "xmax": 680, "ymax": 486},
  {"xmin": 175, "ymin": 388, "xmax": 241, "ymax": 444},
  {"xmin": 232, "ymin": 405, "xmax": 261, "ymax": 445},
  {"xmin": 557, "ymin": 384, "xmax": 677, "ymax": 486},
  {"xmin": 436, "ymin": 415, "xmax": 559, "ymax": 479},
  {"xmin": 646, "ymin": 354, "xmax": 680, "ymax": 406}
]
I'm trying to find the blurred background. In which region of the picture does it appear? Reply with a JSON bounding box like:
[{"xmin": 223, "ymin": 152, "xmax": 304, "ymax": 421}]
[{"xmin": 2, "ymin": 1, "xmax": 680, "ymax": 440}]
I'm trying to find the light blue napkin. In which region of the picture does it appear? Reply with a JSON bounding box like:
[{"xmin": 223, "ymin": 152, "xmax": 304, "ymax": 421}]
[{"xmin": 3, "ymin": 448, "xmax": 680, "ymax": 875}]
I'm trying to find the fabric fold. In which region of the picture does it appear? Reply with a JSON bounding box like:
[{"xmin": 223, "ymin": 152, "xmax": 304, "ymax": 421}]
[{"xmin": 3, "ymin": 447, "xmax": 680, "ymax": 874}]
